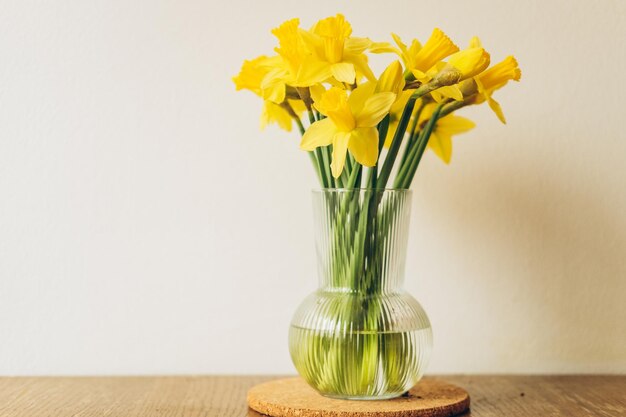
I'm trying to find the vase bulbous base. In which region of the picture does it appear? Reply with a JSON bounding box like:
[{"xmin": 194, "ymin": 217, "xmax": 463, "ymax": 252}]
[{"xmin": 289, "ymin": 290, "xmax": 432, "ymax": 400}]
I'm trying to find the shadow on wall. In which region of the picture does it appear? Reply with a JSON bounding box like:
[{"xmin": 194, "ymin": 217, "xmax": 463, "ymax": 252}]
[{"xmin": 418, "ymin": 158, "xmax": 626, "ymax": 371}]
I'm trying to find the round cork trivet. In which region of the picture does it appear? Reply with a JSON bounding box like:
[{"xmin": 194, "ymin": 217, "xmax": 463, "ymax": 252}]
[{"xmin": 247, "ymin": 377, "xmax": 470, "ymax": 417}]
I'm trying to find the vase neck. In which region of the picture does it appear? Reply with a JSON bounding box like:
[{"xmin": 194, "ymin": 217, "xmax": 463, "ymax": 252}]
[
  {"xmin": 319, "ymin": 275, "xmax": 405, "ymax": 295},
  {"xmin": 313, "ymin": 189, "xmax": 412, "ymax": 295}
]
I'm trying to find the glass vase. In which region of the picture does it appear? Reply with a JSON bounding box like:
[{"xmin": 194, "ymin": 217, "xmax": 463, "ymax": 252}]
[{"xmin": 289, "ymin": 189, "xmax": 432, "ymax": 400}]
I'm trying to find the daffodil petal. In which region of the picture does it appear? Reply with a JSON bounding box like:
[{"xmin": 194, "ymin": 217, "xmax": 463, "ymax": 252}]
[
  {"xmin": 391, "ymin": 33, "xmax": 409, "ymax": 57},
  {"xmin": 331, "ymin": 132, "xmax": 350, "ymax": 178},
  {"xmin": 344, "ymin": 37, "xmax": 371, "ymax": 54},
  {"xmin": 310, "ymin": 84, "xmax": 326, "ymax": 107},
  {"xmin": 488, "ymin": 97, "xmax": 507, "ymax": 124},
  {"xmin": 407, "ymin": 39, "xmax": 422, "ymax": 60},
  {"xmin": 262, "ymin": 80, "xmax": 286, "ymax": 103},
  {"xmin": 417, "ymin": 103, "xmax": 438, "ymax": 125},
  {"xmin": 300, "ymin": 118, "xmax": 336, "ymax": 150},
  {"xmin": 383, "ymin": 121, "xmax": 398, "ymax": 149},
  {"xmin": 369, "ymin": 41, "xmax": 399, "ymax": 54},
  {"xmin": 331, "ymin": 62, "xmax": 356, "ymax": 84},
  {"xmin": 429, "ymin": 90, "xmax": 444, "ymax": 103},
  {"xmin": 410, "ymin": 69, "xmax": 430, "ymax": 84},
  {"xmin": 347, "ymin": 82, "xmax": 375, "ymax": 115},
  {"xmin": 434, "ymin": 85, "xmax": 464, "ymax": 101},
  {"xmin": 437, "ymin": 115, "xmax": 475, "ymax": 135},
  {"xmin": 318, "ymin": 87, "xmax": 356, "ymax": 131},
  {"xmin": 356, "ymin": 92, "xmax": 396, "ymax": 127},
  {"xmin": 289, "ymin": 98, "xmax": 307, "ymax": 114},
  {"xmin": 294, "ymin": 59, "xmax": 332, "ymax": 87},
  {"xmin": 261, "ymin": 101, "xmax": 292, "ymax": 131},
  {"xmin": 260, "ymin": 68, "xmax": 287, "ymax": 103},
  {"xmin": 469, "ymin": 36, "xmax": 482, "ymax": 48},
  {"xmin": 348, "ymin": 127, "xmax": 379, "ymax": 167},
  {"xmin": 345, "ymin": 54, "xmax": 376, "ymax": 82},
  {"xmin": 376, "ymin": 61, "xmax": 405, "ymax": 94},
  {"xmin": 427, "ymin": 131, "xmax": 452, "ymax": 164}
]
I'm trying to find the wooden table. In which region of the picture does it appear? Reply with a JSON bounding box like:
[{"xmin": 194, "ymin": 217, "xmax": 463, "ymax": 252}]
[{"xmin": 0, "ymin": 375, "xmax": 624, "ymax": 416}]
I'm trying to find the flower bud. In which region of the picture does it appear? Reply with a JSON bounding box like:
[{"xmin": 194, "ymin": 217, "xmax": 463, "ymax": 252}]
[
  {"xmin": 435, "ymin": 47, "xmax": 490, "ymax": 86},
  {"xmin": 433, "ymin": 69, "xmax": 462, "ymax": 87},
  {"xmin": 459, "ymin": 79, "xmax": 478, "ymax": 97}
]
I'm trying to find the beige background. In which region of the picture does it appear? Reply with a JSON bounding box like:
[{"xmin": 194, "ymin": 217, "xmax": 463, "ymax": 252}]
[{"xmin": 1, "ymin": 0, "xmax": 625, "ymax": 375}]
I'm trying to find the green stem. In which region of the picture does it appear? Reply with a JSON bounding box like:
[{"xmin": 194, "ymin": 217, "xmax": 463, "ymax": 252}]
[
  {"xmin": 315, "ymin": 148, "xmax": 329, "ymax": 187},
  {"xmin": 376, "ymin": 99, "xmax": 415, "ymax": 190},
  {"xmin": 347, "ymin": 162, "xmax": 362, "ymax": 189},
  {"xmin": 395, "ymin": 104, "xmax": 444, "ymax": 188},
  {"xmin": 294, "ymin": 117, "xmax": 305, "ymax": 135},
  {"xmin": 335, "ymin": 170, "xmax": 345, "ymax": 188},
  {"xmin": 352, "ymin": 115, "xmax": 392, "ymax": 286},
  {"xmin": 344, "ymin": 154, "xmax": 354, "ymax": 184},
  {"xmin": 439, "ymin": 97, "xmax": 473, "ymax": 118},
  {"xmin": 375, "ymin": 82, "xmax": 441, "ymax": 190},
  {"xmin": 398, "ymin": 101, "xmax": 426, "ymax": 169},
  {"xmin": 377, "ymin": 114, "xmax": 390, "ymax": 154},
  {"xmin": 339, "ymin": 165, "xmax": 350, "ymax": 188},
  {"xmin": 321, "ymin": 146, "xmax": 335, "ymax": 188}
]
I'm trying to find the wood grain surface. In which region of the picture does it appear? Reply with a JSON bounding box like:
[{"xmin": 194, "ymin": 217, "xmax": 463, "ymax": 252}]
[{"xmin": 0, "ymin": 375, "xmax": 624, "ymax": 417}]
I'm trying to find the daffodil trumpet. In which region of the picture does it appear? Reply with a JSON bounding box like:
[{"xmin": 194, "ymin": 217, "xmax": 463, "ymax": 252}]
[{"xmin": 234, "ymin": 14, "xmax": 521, "ymax": 398}]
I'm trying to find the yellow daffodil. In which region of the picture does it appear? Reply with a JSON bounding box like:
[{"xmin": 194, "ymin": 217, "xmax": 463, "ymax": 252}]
[
  {"xmin": 474, "ymin": 55, "xmax": 522, "ymax": 123},
  {"xmin": 420, "ymin": 103, "xmax": 475, "ymax": 163},
  {"xmin": 233, "ymin": 55, "xmax": 285, "ymax": 102},
  {"xmin": 233, "ymin": 55, "xmax": 305, "ymax": 131},
  {"xmin": 372, "ymin": 29, "xmax": 459, "ymax": 82},
  {"xmin": 456, "ymin": 37, "xmax": 521, "ymax": 123},
  {"xmin": 300, "ymin": 14, "xmax": 376, "ymax": 84},
  {"xmin": 233, "ymin": 56, "xmax": 269, "ymax": 96},
  {"xmin": 477, "ymin": 55, "xmax": 521, "ymax": 91},
  {"xmin": 269, "ymin": 18, "xmax": 332, "ymax": 89},
  {"xmin": 235, "ymin": 16, "xmax": 522, "ymax": 192},
  {"xmin": 320, "ymin": 60, "xmax": 409, "ymax": 151},
  {"xmin": 301, "ymin": 86, "xmax": 395, "ymax": 177},
  {"xmin": 372, "ymin": 30, "xmax": 475, "ymax": 103},
  {"xmin": 344, "ymin": 60, "xmax": 404, "ymax": 110}
]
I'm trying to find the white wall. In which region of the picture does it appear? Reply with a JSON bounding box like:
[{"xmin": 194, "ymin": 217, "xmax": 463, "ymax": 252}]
[{"xmin": 1, "ymin": 0, "xmax": 625, "ymax": 375}]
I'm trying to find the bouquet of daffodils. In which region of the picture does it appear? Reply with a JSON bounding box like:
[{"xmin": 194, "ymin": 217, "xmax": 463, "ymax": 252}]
[
  {"xmin": 234, "ymin": 15, "xmax": 521, "ymax": 397},
  {"xmin": 234, "ymin": 14, "xmax": 520, "ymax": 189}
]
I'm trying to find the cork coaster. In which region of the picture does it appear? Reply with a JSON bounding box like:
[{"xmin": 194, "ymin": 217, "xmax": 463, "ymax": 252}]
[{"xmin": 247, "ymin": 377, "xmax": 470, "ymax": 417}]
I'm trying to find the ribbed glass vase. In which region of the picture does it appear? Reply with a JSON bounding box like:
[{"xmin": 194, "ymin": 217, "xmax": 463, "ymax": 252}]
[{"xmin": 289, "ymin": 189, "xmax": 432, "ymax": 400}]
